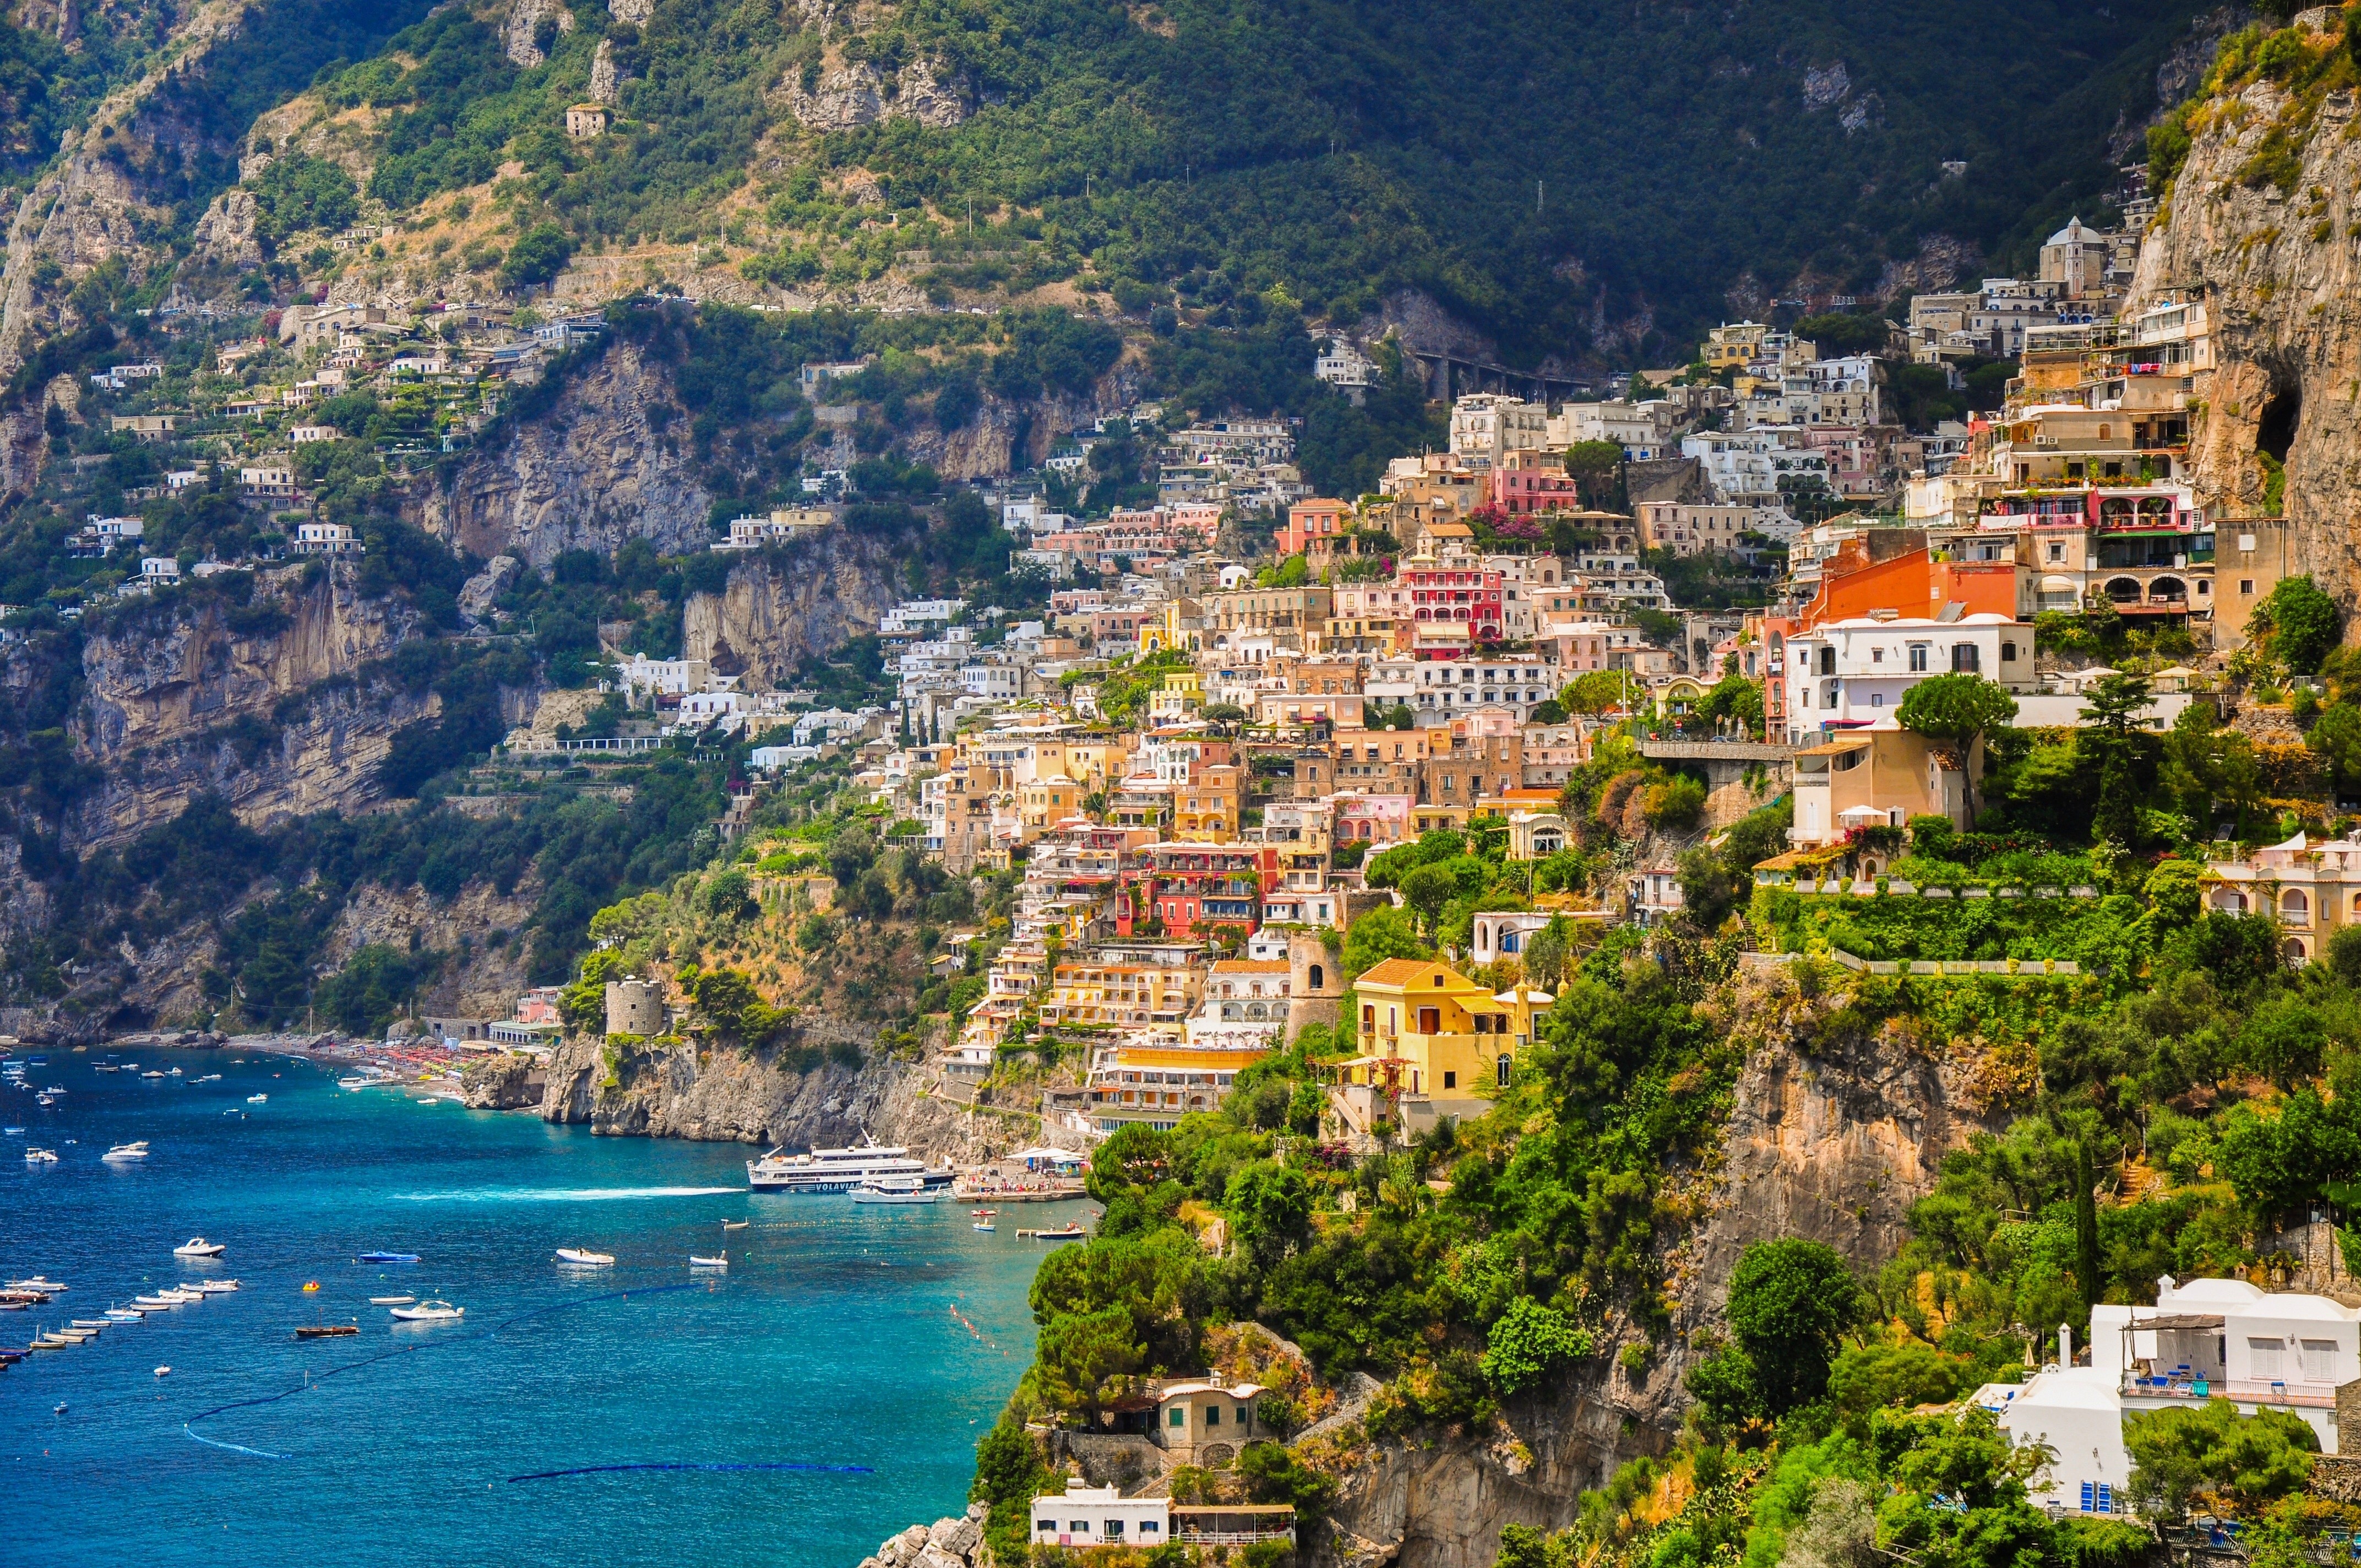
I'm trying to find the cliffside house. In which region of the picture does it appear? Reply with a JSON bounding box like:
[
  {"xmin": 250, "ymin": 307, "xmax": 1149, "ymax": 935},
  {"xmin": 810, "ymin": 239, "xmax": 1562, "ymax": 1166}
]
[
  {"xmin": 1334, "ymin": 959, "xmax": 1546, "ymax": 1128},
  {"xmin": 1978, "ymin": 1275, "xmax": 2357, "ymax": 1518}
]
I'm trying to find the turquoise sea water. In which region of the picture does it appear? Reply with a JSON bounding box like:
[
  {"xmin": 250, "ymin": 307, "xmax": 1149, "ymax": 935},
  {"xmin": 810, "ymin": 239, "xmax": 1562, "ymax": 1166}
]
[{"xmin": 1, "ymin": 1048, "xmax": 1051, "ymax": 1567}]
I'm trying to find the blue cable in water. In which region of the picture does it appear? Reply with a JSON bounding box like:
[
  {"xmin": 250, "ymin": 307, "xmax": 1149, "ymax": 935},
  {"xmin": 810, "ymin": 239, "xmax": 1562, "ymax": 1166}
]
[
  {"xmin": 508, "ymin": 1462, "xmax": 877, "ymax": 1482},
  {"xmin": 181, "ymin": 1280, "xmax": 710, "ymax": 1460}
]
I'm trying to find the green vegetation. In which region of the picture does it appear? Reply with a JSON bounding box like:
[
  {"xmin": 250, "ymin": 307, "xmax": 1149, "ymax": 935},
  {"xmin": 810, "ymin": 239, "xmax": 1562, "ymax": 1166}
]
[{"xmin": 264, "ymin": 0, "xmax": 2217, "ymax": 358}]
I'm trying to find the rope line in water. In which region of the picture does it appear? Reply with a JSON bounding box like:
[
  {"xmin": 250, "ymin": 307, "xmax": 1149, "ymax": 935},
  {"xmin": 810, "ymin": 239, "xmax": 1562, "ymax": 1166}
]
[
  {"xmin": 181, "ymin": 1280, "xmax": 709, "ymax": 1460},
  {"xmin": 507, "ymin": 1461, "xmax": 876, "ymax": 1483}
]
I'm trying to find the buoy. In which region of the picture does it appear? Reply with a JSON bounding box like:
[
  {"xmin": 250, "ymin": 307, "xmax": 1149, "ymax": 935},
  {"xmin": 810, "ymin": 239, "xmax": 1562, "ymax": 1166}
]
[
  {"xmin": 155, "ymin": 1365, "xmax": 171, "ymax": 1376},
  {"xmin": 302, "ymin": 1281, "xmax": 319, "ymax": 1292},
  {"xmin": 53, "ymin": 1402, "xmax": 66, "ymax": 1415}
]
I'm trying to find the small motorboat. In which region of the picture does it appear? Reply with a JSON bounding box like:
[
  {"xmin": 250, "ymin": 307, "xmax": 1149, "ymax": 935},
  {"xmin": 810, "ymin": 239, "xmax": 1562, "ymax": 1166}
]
[
  {"xmin": 2, "ymin": 1127, "xmax": 21, "ymax": 1135},
  {"xmin": 196, "ymin": 1280, "xmax": 240, "ymax": 1293},
  {"xmin": 140, "ymin": 1071, "xmax": 164, "ymax": 1081},
  {"xmin": 132, "ymin": 1294, "xmax": 182, "ymax": 1309},
  {"xmin": 554, "ymin": 1248, "xmax": 614, "ymax": 1266},
  {"xmin": 103, "ymin": 1309, "xmax": 143, "ymax": 1322},
  {"xmin": 1031, "ymin": 1223, "xmax": 1088, "ymax": 1243},
  {"xmin": 69, "ymin": 1319, "xmax": 112, "ymax": 1330},
  {"xmin": 34, "ymin": 1095, "xmax": 54, "ymax": 1107},
  {"xmin": 356, "ymin": 1252, "xmax": 420, "ymax": 1265},
  {"xmin": 104, "ymin": 1141, "xmax": 151, "ymax": 1162},
  {"xmin": 30, "ymin": 1332, "xmax": 71, "ymax": 1349},
  {"xmin": 163, "ymin": 1288, "xmax": 206, "ymax": 1302},
  {"xmin": 246, "ymin": 1093, "xmax": 268, "ymax": 1104},
  {"xmin": 369, "ymin": 1295, "xmax": 416, "ymax": 1306},
  {"xmin": 0, "ymin": 1299, "xmax": 28, "ymax": 1311},
  {"xmin": 294, "ymin": 1324, "xmax": 358, "ymax": 1339},
  {"xmin": 720, "ymin": 1220, "xmax": 749, "ymax": 1232},
  {"xmin": 24, "ymin": 1148, "xmax": 57, "ymax": 1163},
  {"xmin": 390, "ymin": 1300, "xmax": 463, "ymax": 1322},
  {"xmin": 973, "ymin": 1220, "xmax": 996, "ymax": 1232},
  {"xmin": 193, "ymin": 1075, "xmax": 220, "ymax": 1084},
  {"xmin": 166, "ymin": 1068, "xmax": 182, "ymax": 1077},
  {"xmin": 154, "ymin": 1365, "xmax": 170, "ymax": 1377},
  {"xmin": 56, "ymin": 1327, "xmax": 99, "ymax": 1343},
  {"xmin": 689, "ymin": 1253, "xmax": 728, "ymax": 1269},
  {"xmin": 173, "ymin": 1238, "xmax": 226, "ymax": 1258},
  {"xmin": 302, "ymin": 1281, "xmax": 319, "ymax": 1293}
]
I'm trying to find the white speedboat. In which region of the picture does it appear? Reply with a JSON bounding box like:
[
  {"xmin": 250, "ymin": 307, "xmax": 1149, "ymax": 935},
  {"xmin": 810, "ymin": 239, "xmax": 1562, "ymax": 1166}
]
[
  {"xmin": 689, "ymin": 1253, "xmax": 728, "ymax": 1269},
  {"xmin": 140, "ymin": 1071, "xmax": 164, "ymax": 1080},
  {"xmin": 850, "ymin": 1175, "xmax": 942, "ymax": 1205},
  {"xmin": 132, "ymin": 1293, "xmax": 187, "ymax": 1309},
  {"xmin": 195, "ymin": 1279, "xmax": 240, "ymax": 1294},
  {"xmin": 9, "ymin": 1276, "xmax": 67, "ymax": 1293},
  {"xmin": 369, "ymin": 1295, "xmax": 416, "ymax": 1306},
  {"xmin": 166, "ymin": 1068, "xmax": 182, "ymax": 1077},
  {"xmin": 246, "ymin": 1094, "xmax": 268, "ymax": 1104},
  {"xmin": 390, "ymin": 1300, "xmax": 463, "ymax": 1322},
  {"xmin": 193, "ymin": 1075, "xmax": 220, "ymax": 1084},
  {"xmin": 172, "ymin": 1238, "xmax": 226, "ymax": 1258},
  {"xmin": 554, "ymin": 1248, "xmax": 615, "ymax": 1266},
  {"xmin": 103, "ymin": 1308, "xmax": 143, "ymax": 1322},
  {"xmin": 25, "ymin": 1147, "xmax": 57, "ymax": 1163},
  {"xmin": 338, "ymin": 1077, "xmax": 372, "ymax": 1090},
  {"xmin": 104, "ymin": 1141, "xmax": 151, "ymax": 1162},
  {"xmin": 746, "ymin": 1137, "xmax": 953, "ymax": 1194}
]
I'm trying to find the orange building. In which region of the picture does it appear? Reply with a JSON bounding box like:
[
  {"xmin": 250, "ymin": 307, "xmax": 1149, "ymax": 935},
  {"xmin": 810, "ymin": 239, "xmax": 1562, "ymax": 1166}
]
[
  {"xmin": 1803, "ymin": 546, "xmax": 2017, "ymax": 628},
  {"xmin": 1279, "ymin": 498, "xmax": 1349, "ymax": 563}
]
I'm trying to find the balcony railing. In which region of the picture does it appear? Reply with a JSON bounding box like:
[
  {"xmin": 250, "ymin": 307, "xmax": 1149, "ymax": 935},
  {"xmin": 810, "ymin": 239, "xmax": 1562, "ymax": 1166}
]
[{"xmin": 2124, "ymin": 1374, "xmax": 2336, "ymax": 1408}]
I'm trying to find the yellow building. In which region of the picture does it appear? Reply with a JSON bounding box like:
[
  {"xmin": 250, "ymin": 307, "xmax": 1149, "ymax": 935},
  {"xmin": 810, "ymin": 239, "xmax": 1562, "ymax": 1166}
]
[
  {"xmin": 1173, "ymin": 763, "xmax": 1243, "ymax": 840},
  {"xmin": 1345, "ymin": 957, "xmax": 1544, "ymax": 1099},
  {"xmin": 1081, "ymin": 1044, "xmax": 1271, "ymax": 1131},
  {"xmin": 1038, "ymin": 963, "xmax": 1203, "ymax": 1031},
  {"xmin": 1149, "ymin": 670, "xmax": 1205, "ymax": 723},
  {"xmin": 1019, "ymin": 772, "xmax": 1086, "ymax": 835}
]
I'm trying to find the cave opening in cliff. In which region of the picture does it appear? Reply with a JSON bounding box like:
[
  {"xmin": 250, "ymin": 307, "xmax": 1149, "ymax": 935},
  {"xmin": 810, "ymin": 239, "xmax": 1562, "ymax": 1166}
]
[{"xmin": 2258, "ymin": 385, "xmax": 2302, "ymax": 464}]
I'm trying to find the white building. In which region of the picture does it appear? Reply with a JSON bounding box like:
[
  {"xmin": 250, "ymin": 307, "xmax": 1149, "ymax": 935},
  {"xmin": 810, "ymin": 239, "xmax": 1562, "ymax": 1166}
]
[
  {"xmin": 1031, "ymin": 1484, "xmax": 1169, "ymax": 1549},
  {"xmin": 1411, "ymin": 657, "xmax": 1557, "ymax": 722},
  {"xmin": 140, "ymin": 557, "xmax": 181, "ymax": 584},
  {"xmin": 1547, "ymin": 399, "xmax": 1683, "ymax": 460},
  {"xmin": 1448, "ymin": 394, "xmax": 1547, "ymax": 471},
  {"xmin": 1782, "ymin": 614, "xmax": 2036, "ymax": 743},
  {"xmin": 292, "ymin": 521, "xmax": 363, "ymax": 555},
  {"xmin": 749, "ymin": 744, "xmax": 820, "ymax": 771},
  {"xmin": 1680, "ymin": 430, "xmax": 1834, "ymax": 509},
  {"xmin": 1981, "ymin": 1276, "xmax": 2356, "ymax": 1520}
]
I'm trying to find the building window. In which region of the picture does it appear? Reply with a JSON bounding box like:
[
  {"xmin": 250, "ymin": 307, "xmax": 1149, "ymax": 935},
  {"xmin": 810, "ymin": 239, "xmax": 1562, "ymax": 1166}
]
[
  {"xmin": 2242, "ymin": 579, "xmax": 2256, "ymax": 595},
  {"xmin": 1908, "ymin": 644, "xmax": 1928, "ymax": 672},
  {"xmin": 1204, "ymin": 1406, "xmax": 1220, "ymax": 1427},
  {"xmin": 1443, "ymin": 1071, "xmax": 1457, "ymax": 1089},
  {"xmin": 2251, "ymin": 1338, "xmax": 2284, "ymax": 1378},
  {"xmin": 1951, "ymin": 644, "xmax": 1982, "ymax": 673},
  {"xmin": 1498, "ymin": 1053, "xmax": 1513, "ymax": 1087}
]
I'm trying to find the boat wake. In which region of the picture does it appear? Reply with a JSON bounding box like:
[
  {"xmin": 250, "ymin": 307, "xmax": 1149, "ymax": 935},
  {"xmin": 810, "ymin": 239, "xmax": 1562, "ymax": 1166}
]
[
  {"xmin": 507, "ymin": 1460, "xmax": 876, "ymax": 1483},
  {"xmin": 395, "ymin": 1186, "xmax": 742, "ymax": 1204}
]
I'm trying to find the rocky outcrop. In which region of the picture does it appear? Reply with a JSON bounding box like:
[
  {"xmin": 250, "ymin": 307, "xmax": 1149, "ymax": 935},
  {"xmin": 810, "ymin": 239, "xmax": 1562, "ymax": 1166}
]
[
  {"xmin": 2130, "ymin": 25, "xmax": 2361, "ymax": 608},
  {"xmin": 418, "ymin": 339, "xmax": 717, "ymax": 566},
  {"xmin": 504, "ymin": 0, "xmax": 574, "ymax": 68},
  {"xmin": 534, "ymin": 1037, "xmax": 1024, "ymax": 1168},
  {"xmin": 461, "ymin": 1052, "xmax": 546, "ymax": 1109},
  {"xmin": 857, "ymin": 1505, "xmax": 987, "ymax": 1568},
  {"xmin": 784, "ymin": 58, "xmax": 972, "ymax": 131},
  {"xmin": 680, "ymin": 538, "xmax": 908, "ymax": 687}
]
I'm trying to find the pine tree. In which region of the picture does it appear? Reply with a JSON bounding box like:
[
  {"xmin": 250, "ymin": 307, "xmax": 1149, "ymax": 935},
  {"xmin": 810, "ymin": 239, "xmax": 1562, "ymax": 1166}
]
[{"xmin": 2074, "ymin": 1140, "xmax": 2102, "ymax": 1331}]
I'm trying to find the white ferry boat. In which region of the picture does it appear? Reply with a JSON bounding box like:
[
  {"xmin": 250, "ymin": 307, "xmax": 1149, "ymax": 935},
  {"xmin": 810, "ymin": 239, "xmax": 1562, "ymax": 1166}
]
[{"xmin": 746, "ymin": 1140, "xmax": 953, "ymax": 1195}]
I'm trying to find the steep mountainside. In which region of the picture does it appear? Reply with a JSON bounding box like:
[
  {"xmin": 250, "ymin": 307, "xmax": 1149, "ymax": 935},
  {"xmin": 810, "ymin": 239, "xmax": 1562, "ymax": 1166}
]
[
  {"xmin": 0, "ymin": 0, "xmax": 2235, "ymax": 384},
  {"xmin": 2134, "ymin": 11, "xmax": 2361, "ymax": 607}
]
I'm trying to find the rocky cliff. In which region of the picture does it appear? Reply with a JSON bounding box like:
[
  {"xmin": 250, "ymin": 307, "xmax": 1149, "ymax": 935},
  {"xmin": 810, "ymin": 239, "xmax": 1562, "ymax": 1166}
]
[
  {"xmin": 681, "ymin": 535, "xmax": 912, "ymax": 687},
  {"xmin": 2131, "ymin": 17, "xmax": 2361, "ymax": 605},
  {"xmin": 1307, "ymin": 966, "xmax": 1998, "ymax": 1568},
  {"xmin": 416, "ymin": 339, "xmax": 720, "ymax": 568},
  {"xmin": 60, "ymin": 563, "xmax": 429, "ymax": 849},
  {"xmin": 472, "ymin": 1034, "xmax": 1049, "ymax": 1172}
]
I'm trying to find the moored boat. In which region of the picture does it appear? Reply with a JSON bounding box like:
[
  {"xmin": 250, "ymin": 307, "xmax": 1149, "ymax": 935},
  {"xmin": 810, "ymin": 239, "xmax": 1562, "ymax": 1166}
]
[
  {"xmin": 172, "ymin": 1237, "xmax": 226, "ymax": 1257},
  {"xmin": 368, "ymin": 1295, "xmax": 416, "ymax": 1306},
  {"xmin": 103, "ymin": 1141, "xmax": 151, "ymax": 1162},
  {"xmin": 746, "ymin": 1137, "xmax": 953, "ymax": 1194},
  {"xmin": 24, "ymin": 1148, "xmax": 57, "ymax": 1163},
  {"xmin": 389, "ymin": 1299, "xmax": 463, "ymax": 1322},
  {"xmin": 295, "ymin": 1324, "xmax": 359, "ymax": 1339},
  {"xmin": 689, "ymin": 1253, "xmax": 728, "ymax": 1268},
  {"xmin": 554, "ymin": 1248, "xmax": 615, "ymax": 1266},
  {"xmin": 850, "ymin": 1174, "xmax": 941, "ymax": 1205},
  {"xmin": 356, "ymin": 1251, "xmax": 420, "ymax": 1264}
]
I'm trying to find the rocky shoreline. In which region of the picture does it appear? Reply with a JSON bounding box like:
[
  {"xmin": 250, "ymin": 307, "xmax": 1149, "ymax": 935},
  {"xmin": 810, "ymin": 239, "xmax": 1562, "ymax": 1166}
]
[{"xmin": 861, "ymin": 1504, "xmax": 989, "ymax": 1568}]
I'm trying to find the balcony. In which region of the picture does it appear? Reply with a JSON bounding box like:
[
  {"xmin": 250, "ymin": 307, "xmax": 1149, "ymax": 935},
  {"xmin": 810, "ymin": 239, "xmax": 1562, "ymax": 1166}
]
[{"xmin": 2123, "ymin": 1374, "xmax": 2334, "ymax": 1409}]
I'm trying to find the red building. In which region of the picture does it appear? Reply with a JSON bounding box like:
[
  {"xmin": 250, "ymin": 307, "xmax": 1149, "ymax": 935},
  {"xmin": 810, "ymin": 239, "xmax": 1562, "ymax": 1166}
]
[
  {"xmin": 1400, "ymin": 562, "xmax": 1504, "ymax": 641},
  {"xmin": 1118, "ymin": 843, "xmax": 1282, "ymax": 939}
]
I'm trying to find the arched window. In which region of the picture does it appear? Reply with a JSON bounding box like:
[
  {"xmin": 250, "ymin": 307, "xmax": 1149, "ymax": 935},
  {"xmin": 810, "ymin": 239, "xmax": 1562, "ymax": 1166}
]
[
  {"xmin": 1497, "ymin": 1054, "xmax": 1513, "ymax": 1087},
  {"xmin": 1308, "ymin": 963, "xmax": 1325, "ymax": 992},
  {"xmin": 2287, "ymin": 937, "xmax": 2311, "ymax": 965},
  {"xmin": 2284, "ymin": 889, "xmax": 2311, "ymax": 924}
]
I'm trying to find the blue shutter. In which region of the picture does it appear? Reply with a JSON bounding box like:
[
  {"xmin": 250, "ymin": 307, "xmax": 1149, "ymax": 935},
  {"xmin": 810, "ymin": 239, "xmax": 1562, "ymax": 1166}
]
[
  {"xmin": 2080, "ymin": 1482, "xmax": 2095, "ymax": 1512},
  {"xmin": 2097, "ymin": 1483, "xmax": 2114, "ymax": 1514}
]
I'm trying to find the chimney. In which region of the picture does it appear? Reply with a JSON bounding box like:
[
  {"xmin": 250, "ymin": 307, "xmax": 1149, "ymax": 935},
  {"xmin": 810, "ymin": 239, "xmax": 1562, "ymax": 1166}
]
[{"xmin": 2059, "ymin": 1322, "xmax": 2072, "ymax": 1369}]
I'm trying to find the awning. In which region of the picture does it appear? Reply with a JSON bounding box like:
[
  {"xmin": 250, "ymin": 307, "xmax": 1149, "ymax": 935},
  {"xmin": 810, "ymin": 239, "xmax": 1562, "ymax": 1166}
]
[
  {"xmin": 2128, "ymin": 1313, "xmax": 2226, "ymax": 1330},
  {"xmin": 2038, "ymin": 575, "xmax": 2081, "ymax": 594}
]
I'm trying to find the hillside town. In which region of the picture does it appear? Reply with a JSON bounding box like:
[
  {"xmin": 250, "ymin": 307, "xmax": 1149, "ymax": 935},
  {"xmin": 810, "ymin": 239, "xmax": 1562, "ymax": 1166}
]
[{"xmin": 467, "ymin": 197, "xmax": 2306, "ymax": 1176}]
